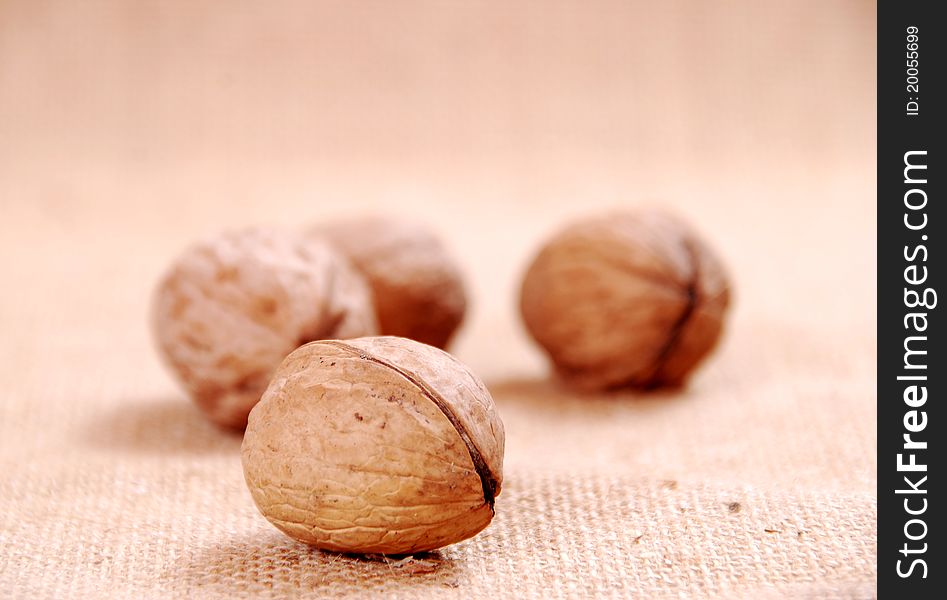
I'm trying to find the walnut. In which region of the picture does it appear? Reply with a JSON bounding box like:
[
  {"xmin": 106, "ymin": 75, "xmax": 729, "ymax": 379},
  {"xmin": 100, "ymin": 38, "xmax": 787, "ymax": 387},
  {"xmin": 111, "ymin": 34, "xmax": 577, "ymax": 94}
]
[
  {"xmin": 151, "ymin": 228, "xmax": 378, "ymax": 429},
  {"xmin": 311, "ymin": 217, "xmax": 467, "ymax": 349},
  {"xmin": 241, "ymin": 336, "xmax": 504, "ymax": 554},
  {"xmin": 519, "ymin": 210, "xmax": 731, "ymax": 389}
]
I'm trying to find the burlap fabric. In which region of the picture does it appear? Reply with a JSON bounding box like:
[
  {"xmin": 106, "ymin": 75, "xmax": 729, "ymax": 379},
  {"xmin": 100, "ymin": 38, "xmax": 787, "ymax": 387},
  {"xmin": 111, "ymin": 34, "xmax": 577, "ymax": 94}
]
[{"xmin": 1, "ymin": 1, "xmax": 876, "ymax": 597}]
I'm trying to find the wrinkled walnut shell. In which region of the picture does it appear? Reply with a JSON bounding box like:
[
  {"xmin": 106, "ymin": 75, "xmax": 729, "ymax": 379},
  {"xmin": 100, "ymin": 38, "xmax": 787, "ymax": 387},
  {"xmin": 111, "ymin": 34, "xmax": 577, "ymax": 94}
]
[
  {"xmin": 311, "ymin": 217, "xmax": 467, "ymax": 349},
  {"xmin": 242, "ymin": 336, "xmax": 504, "ymax": 554},
  {"xmin": 520, "ymin": 210, "xmax": 731, "ymax": 389},
  {"xmin": 151, "ymin": 228, "xmax": 378, "ymax": 428}
]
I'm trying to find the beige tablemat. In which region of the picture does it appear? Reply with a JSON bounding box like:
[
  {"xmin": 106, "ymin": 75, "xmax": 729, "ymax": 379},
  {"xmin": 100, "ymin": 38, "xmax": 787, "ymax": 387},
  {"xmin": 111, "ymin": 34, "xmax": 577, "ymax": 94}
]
[{"xmin": 1, "ymin": 1, "xmax": 876, "ymax": 598}]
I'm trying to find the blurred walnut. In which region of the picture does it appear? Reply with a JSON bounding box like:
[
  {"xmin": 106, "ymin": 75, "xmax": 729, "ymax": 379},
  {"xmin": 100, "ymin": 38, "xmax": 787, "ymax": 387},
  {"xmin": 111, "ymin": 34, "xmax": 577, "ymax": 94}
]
[
  {"xmin": 311, "ymin": 217, "xmax": 467, "ymax": 349},
  {"xmin": 242, "ymin": 336, "xmax": 504, "ymax": 554},
  {"xmin": 519, "ymin": 210, "xmax": 731, "ymax": 390},
  {"xmin": 151, "ymin": 228, "xmax": 378, "ymax": 429}
]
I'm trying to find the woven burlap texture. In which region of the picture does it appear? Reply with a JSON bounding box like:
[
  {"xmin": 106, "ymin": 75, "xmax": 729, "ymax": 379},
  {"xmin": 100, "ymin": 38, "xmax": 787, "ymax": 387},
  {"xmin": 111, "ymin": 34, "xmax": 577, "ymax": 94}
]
[{"xmin": 1, "ymin": 1, "xmax": 875, "ymax": 597}]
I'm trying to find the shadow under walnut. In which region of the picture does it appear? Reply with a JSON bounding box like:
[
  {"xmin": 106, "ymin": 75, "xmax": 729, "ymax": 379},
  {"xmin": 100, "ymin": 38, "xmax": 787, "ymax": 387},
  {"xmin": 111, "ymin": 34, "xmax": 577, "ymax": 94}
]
[
  {"xmin": 486, "ymin": 376, "xmax": 693, "ymax": 412},
  {"xmin": 81, "ymin": 396, "xmax": 242, "ymax": 456},
  {"xmin": 172, "ymin": 533, "xmax": 464, "ymax": 595}
]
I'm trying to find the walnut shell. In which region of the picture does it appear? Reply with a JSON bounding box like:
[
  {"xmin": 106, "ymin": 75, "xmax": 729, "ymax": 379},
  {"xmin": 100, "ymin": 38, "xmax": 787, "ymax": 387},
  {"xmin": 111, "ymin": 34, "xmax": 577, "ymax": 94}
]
[
  {"xmin": 242, "ymin": 336, "xmax": 504, "ymax": 554},
  {"xmin": 151, "ymin": 228, "xmax": 378, "ymax": 429},
  {"xmin": 311, "ymin": 217, "xmax": 467, "ymax": 349},
  {"xmin": 519, "ymin": 210, "xmax": 731, "ymax": 389}
]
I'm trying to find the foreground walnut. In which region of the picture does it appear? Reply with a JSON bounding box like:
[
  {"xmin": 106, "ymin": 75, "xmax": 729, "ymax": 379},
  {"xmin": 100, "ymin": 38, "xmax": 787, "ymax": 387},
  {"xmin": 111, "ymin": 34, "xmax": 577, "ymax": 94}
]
[
  {"xmin": 242, "ymin": 336, "xmax": 504, "ymax": 554},
  {"xmin": 151, "ymin": 228, "xmax": 378, "ymax": 429},
  {"xmin": 520, "ymin": 210, "xmax": 731, "ymax": 389},
  {"xmin": 311, "ymin": 217, "xmax": 467, "ymax": 349}
]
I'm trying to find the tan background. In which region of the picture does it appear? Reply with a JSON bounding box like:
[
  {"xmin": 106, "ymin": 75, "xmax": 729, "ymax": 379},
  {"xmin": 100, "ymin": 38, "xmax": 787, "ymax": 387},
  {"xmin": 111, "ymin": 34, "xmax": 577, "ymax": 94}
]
[{"xmin": 1, "ymin": 1, "xmax": 876, "ymax": 598}]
